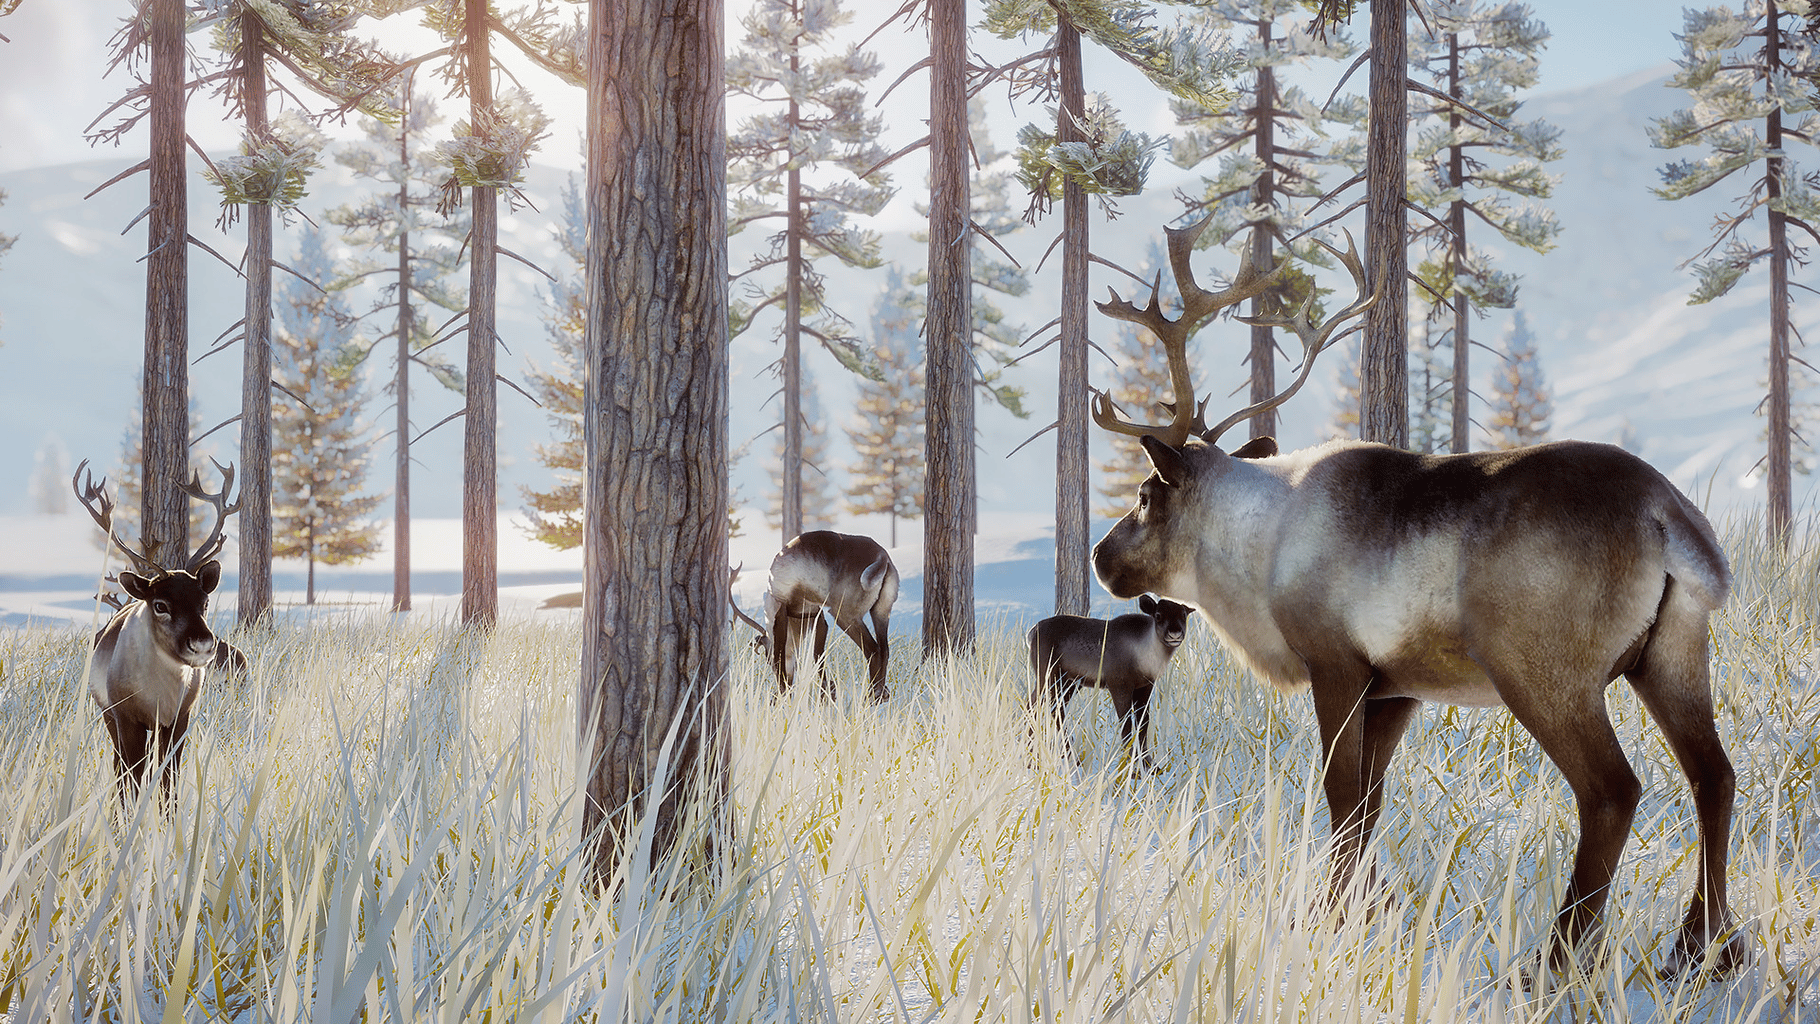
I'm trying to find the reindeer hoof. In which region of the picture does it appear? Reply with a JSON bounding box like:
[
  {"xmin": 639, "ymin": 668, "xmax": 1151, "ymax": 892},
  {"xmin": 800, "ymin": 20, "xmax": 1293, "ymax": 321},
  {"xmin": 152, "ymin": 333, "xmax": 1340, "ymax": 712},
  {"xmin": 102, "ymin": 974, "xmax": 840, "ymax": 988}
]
[
  {"xmin": 1661, "ymin": 927, "xmax": 1748, "ymax": 980},
  {"xmin": 869, "ymin": 685, "xmax": 890, "ymax": 704}
]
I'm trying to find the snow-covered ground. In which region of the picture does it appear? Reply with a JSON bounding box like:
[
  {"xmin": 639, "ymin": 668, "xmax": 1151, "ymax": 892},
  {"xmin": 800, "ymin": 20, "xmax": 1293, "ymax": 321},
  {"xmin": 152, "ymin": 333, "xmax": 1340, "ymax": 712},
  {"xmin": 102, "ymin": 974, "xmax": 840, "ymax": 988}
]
[{"xmin": 0, "ymin": 509, "xmax": 1115, "ymax": 631}]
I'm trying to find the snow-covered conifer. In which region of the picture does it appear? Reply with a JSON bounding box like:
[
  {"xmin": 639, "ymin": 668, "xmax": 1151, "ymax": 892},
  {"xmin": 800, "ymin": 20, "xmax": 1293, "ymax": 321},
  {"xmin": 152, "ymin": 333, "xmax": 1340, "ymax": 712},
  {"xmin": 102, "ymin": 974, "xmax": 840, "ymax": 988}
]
[
  {"xmin": 1484, "ymin": 309, "xmax": 1551, "ymax": 449},
  {"xmin": 728, "ymin": 0, "xmax": 895, "ymax": 540},
  {"xmin": 270, "ymin": 230, "xmax": 383, "ymax": 604},
  {"xmin": 1653, "ymin": 0, "xmax": 1818, "ymax": 543},
  {"xmin": 844, "ymin": 273, "xmax": 926, "ymax": 547}
]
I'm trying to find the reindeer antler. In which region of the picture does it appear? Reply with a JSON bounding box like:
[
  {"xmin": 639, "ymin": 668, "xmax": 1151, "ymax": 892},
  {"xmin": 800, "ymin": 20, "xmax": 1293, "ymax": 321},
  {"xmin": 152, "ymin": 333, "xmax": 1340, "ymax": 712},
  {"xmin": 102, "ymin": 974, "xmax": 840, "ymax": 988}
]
[
  {"xmin": 1092, "ymin": 215, "xmax": 1283, "ymax": 448},
  {"xmin": 71, "ymin": 459, "xmax": 164, "ymax": 579},
  {"xmin": 728, "ymin": 563, "xmax": 769, "ymax": 640},
  {"xmin": 1206, "ymin": 229, "xmax": 1386, "ymax": 445},
  {"xmin": 178, "ymin": 459, "xmax": 240, "ymax": 573}
]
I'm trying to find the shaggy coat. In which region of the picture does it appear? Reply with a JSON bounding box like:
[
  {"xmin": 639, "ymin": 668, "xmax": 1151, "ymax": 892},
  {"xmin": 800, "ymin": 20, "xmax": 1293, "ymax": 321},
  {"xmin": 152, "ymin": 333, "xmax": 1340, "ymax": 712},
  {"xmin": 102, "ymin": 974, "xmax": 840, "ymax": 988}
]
[{"xmin": 1093, "ymin": 435, "xmax": 1742, "ymax": 974}]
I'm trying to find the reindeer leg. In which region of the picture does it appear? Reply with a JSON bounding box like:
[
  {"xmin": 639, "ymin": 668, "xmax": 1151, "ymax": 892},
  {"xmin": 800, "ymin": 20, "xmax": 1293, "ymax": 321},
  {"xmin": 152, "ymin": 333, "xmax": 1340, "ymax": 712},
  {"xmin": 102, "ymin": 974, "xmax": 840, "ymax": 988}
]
[
  {"xmin": 156, "ymin": 704, "xmax": 193, "ymax": 811},
  {"xmin": 869, "ymin": 606, "xmax": 892, "ymax": 703},
  {"xmin": 106, "ymin": 712, "xmax": 150, "ymax": 809},
  {"xmin": 1495, "ymin": 676, "xmax": 1639, "ymax": 971},
  {"xmin": 770, "ymin": 606, "xmax": 794, "ymax": 692},
  {"xmin": 1308, "ymin": 666, "xmax": 1376, "ymax": 915},
  {"xmin": 833, "ymin": 616, "xmax": 885, "ymax": 703},
  {"xmin": 1110, "ymin": 684, "xmax": 1154, "ymax": 774},
  {"xmin": 1130, "ymin": 683, "xmax": 1155, "ymax": 772},
  {"xmin": 1626, "ymin": 583, "xmax": 1742, "ymax": 976},
  {"xmin": 1359, "ymin": 697, "xmax": 1420, "ymax": 846},
  {"xmin": 812, "ymin": 613, "xmax": 834, "ymax": 701}
]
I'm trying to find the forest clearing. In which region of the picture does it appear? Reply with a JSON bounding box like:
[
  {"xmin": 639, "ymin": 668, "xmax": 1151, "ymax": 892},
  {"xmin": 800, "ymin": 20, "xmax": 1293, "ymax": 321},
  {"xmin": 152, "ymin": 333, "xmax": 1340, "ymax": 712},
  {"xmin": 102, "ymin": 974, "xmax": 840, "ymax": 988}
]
[{"xmin": 0, "ymin": 516, "xmax": 1812, "ymax": 1023}]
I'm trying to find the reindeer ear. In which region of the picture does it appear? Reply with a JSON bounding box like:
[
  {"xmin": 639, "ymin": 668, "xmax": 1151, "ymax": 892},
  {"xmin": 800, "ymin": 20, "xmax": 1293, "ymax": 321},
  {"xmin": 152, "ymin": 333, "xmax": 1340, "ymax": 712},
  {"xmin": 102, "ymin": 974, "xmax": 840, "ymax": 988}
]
[
  {"xmin": 119, "ymin": 572, "xmax": 153, "ymax": 602},
  {"xmin": 1139, "ymin": 436, "xmax": 1191, "ymax": 488},
  {"xmin": 1139, "ymin": 594, "xmax": 1158, "ymax": 615},
  {"xmin": 1230, "ymin": 435, "xmax": 1278, "ymax": 459},
  {"xmin": 197, "ymin": 560, "xmax": 222, "ymax": 593}
]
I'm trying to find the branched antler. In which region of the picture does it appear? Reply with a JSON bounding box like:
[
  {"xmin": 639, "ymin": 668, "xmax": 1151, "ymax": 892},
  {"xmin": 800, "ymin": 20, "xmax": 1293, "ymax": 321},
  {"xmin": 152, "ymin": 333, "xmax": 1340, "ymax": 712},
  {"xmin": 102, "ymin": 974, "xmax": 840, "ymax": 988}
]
[
  {"xmin": 1208, "ymin": 229, "xmax": 1386, "ymax": 444},
  {"xmin": 728, "ymin": 563, "xmax": 770, "ymax": 648},
  {"xmin": 71, "ymin": 459, "xmax": 163, "ymax": 578},
  {"xmin": 178, "ymin": 459, "xmax": 241, "ymax": 573},
  {"xmin": 1092, "ymin": 215, "xmax": 1283, "ymax": 448}
]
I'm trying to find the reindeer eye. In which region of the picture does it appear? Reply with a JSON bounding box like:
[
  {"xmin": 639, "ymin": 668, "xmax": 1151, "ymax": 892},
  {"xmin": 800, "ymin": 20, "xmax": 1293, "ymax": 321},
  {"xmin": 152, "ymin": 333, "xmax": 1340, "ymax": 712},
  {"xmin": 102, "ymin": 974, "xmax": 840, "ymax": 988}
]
[{"xmin": 152, "ymin": 600, "xmax": 171, "ymax": 617}]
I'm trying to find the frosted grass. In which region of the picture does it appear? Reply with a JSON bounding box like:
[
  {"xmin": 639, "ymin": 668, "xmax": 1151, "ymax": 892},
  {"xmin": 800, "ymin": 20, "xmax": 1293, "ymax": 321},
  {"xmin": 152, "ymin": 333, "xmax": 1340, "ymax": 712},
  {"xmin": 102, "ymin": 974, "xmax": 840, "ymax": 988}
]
[{"xmin": 0, "ymin": 520, "xmax": 1812, "ymax": 1021}]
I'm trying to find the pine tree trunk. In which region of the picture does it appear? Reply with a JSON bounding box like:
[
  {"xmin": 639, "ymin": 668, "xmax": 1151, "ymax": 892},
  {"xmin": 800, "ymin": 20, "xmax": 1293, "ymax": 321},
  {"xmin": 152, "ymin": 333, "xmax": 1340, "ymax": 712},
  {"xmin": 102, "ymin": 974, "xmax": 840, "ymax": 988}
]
[
  {"xmin": 394, "ymin": 214, "xmax": 414, "ymax": 612},
  {"xmin": 783, "ymin": 156, "xmax": 804, "ymax": 542},
  {"xmin": 923, "ymin": 0, "xmax": 975, "ymax": 654},
  {"xmin": 143, "ymin": 0, "xmax": 190, "ymax": 566},
  {"xmin": 306, "ymin": 520, "xmax": 316, "ymax": 605},
  {"xmin": 1053, "ymin": 20, "xmax": 1089, "ymax": 618},
  {"xmin": 462, "ymin": 0, "xmax": 499, "ymax": 626},
  {"xmin": 1360, "ymin": 0, "xmax": 1408, "ymax": 448},
  {"xmin": 580, "ymin": 0, "xmax": 730, "ymax": 875},
  {"xmin": 1248, "ymin": 21, "xmax": 1278, "ymax": 442},
  {"xmin": 1446, "ymin": 31, "xmax": 1470, "ymax": 455},
  {"xmin": 238, "ymin": 13, "xmax": 274, "ymax": 624},
  {"xmin": 1766, "ymin": 0, "xmax": 1792, "ymax": 547}
]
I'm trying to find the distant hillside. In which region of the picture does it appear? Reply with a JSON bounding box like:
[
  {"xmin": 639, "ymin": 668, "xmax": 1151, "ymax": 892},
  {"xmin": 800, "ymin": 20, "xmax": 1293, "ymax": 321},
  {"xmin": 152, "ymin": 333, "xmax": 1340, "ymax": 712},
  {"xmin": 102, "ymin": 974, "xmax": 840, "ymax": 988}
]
[{"xmin": 0, "ymin": 64, "xmax": 1811, "ymax": 545}]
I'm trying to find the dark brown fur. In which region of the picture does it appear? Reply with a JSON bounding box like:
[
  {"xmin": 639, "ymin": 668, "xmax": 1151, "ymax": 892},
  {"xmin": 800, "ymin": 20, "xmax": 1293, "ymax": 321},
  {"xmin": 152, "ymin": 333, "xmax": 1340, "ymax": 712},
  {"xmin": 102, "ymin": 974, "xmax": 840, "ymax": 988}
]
[
  {"xmin": 1028, "ymin": 594, "xmax": 1192, "ymax": 770},
  {"xmin": 87, "ymin": 563, "xmax": 224, "ymax": 808}
]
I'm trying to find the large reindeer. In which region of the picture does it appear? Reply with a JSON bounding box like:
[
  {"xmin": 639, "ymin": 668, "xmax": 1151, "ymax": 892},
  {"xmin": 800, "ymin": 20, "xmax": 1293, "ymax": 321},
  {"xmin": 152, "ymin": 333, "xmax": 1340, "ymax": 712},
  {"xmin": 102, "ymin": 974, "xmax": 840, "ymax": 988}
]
[
  {"xmin": 74, "ymin": 459, "xmax": 241, "ymax": 808},
  {"xmin": 1087, "ymin": 217, "xmax": 1743, "ymax": 976},
  {"xmin": 741, "ymin": 531, "xmax": 898, "ymax": 702}
]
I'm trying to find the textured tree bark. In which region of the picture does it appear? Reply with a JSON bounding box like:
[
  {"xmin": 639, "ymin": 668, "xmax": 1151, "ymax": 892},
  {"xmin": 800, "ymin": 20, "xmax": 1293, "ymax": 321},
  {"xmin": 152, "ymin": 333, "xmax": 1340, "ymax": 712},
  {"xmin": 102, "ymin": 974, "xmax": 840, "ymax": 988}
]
[
  {"xmin": 238, "ymin": 11, "xmax": 274, "ymax": 624},
  {"xmin": 394, "ymin": 90, "xmax": 418, "ymax": 613},
  {"xmin": 1766, "ymin": 0, "xmax": 1791, "ymax": 547},
  {"xmin": 1053, "ymin": 21, "xmax": 1089, "ymax": 618},
  {"xmin": 142, "ymin": 0, "xmax": 190, "ymax": 566},
  {"xmin": 783, "ymin": 155, "xmax": 804, "ymax": 542},
  {"xmin": 394, "ymin": 214, "xmax": 414, "ymax": 612},
  {"xmin": 462, "ymin": 0, "xmax": 499, "ymax": 626},
  {"xmin": 581, "ymin": 0, "xmax": 730, "ymax": 876},
  {"xmin": 923, "ymin": 0, "xmax": 975, "ymax": 654},
  {"xmin": 1446, "ymin": 30, "xmax": 1470, "ymax": 455},
  {"xmin": 1248, "ymin": 20, "xmax": 1278, "ymax": 442},
  {"xmin": 1360, "ymin": 0, "xmax": 1408, "ymax": 449}
]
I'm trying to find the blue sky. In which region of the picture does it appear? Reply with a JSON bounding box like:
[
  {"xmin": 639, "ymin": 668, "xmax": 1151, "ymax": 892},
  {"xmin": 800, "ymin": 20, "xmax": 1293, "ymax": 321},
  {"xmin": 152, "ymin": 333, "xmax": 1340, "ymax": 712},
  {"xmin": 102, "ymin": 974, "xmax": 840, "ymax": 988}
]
[{"xmin": 0, "ymin": 1, "xmax": 1688, "ymax": 178}]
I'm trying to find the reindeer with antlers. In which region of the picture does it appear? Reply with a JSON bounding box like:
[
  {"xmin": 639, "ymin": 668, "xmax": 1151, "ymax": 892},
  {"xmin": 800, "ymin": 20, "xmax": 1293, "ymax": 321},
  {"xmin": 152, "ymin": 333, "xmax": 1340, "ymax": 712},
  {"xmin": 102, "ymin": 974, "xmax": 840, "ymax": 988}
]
[
  {"xmin": 74, "ymin": 459, "xmax": 244, "ymax": 808},
  {"xmin": 1088, "ymin": 217, "xmax": 1744, "ymax": 976}
]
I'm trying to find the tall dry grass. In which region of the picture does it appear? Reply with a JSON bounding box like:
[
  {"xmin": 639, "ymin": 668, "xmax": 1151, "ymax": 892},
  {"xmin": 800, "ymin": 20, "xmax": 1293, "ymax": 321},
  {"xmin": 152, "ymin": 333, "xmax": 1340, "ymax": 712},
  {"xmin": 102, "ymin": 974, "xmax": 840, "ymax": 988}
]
[{"xmin": 0, "ymin": 519, "xmax": 1813, "ymax": 1022}]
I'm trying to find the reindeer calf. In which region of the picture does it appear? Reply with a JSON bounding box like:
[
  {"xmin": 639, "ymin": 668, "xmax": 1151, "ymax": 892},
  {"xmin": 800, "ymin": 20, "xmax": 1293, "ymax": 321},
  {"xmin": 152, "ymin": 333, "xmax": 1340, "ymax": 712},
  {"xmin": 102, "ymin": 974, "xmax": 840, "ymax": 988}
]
[{"xmin": 1028, "ymin": 595, "xmax": 1193, "ymax": 770}]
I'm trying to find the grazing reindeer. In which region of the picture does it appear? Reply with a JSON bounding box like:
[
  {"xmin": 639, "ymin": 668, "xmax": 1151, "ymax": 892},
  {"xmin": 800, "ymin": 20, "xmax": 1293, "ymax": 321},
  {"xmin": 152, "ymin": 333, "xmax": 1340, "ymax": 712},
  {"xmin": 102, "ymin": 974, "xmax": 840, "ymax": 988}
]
[
  {"xmin": 74, "ymin": 459, "xmax": 241, "ymax": 808},
  {"xmin": 1087, "ymin": 216, "xmax": 1744, "ymax": 976},
  {"xmin": 758, "ymin": 531, "xmax": 897, "ymax": 702},
  {"xmin": 1027, "ymin": 594, "xmax": 1194, "ymax": 771}
]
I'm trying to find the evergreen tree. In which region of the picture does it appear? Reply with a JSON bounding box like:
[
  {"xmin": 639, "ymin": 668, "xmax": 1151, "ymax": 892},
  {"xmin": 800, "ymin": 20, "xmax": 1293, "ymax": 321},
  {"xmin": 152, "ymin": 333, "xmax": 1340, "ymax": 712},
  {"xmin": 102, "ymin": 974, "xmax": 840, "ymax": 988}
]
[
  {"xmin": 1170, "ymin": 0, "xmax": 1354, "ymax": 440},
  {"xmin": 1405, "ymin": 0, "xmax": 1561, "ymax": 453},
  {"xmin": 1653, "ymin": 0, "xmax": 1819, "ymax": 545},
  {"xmin": 1485, "ymin": 308, "xmax": 1551, "ymax": 448},
  {"xmin": 374, "ymin": 0, "xmax": 575, "ymax": 624},
  {"xmin": 328, "ymin": 80, "xmax": 469, "ymax": 610},
  {"xmin": 579, "ymin": 0, "xmax": 729, "ymax": 874},
  {"xmin": 727, "ymin": 0, "xmax": 894, "ymax": 540},
  {"xmin": 89, "ymin": 0, "xmax": 198, "ymax": 566},
  {"xmin": 765, "ymin": 371, "xmax": 839, "ymax": 532},
  {"xmin": 1327, "ymin": 335, "xmax": 1363, "ymax": 440},
  {"xmin": 844, "ymin": 274, "xmax": 926, "ymax": 547},
  {"xmin": 198, "ymin": 0, "xmax": 396, "ymax": 625},
  {"xmin": 904, "ymin": 98, "xmax": 1032, "ymax": 417},
  {"xmin": 986, "ymin": 0, "xmax": 1241, "ymax": 617},
  {"xmin": 105, "ymin": 380, "xmax": 211, "ymax": 556},
  {"xmin": 520, "ymin": 175, "xmax": 586, "ymax": 551},
  {"xmin": 1408, "ymin": 315, "xmax": 1449, "ymax": 454},
  {"xmin": 270, "ymin": 230, "xmax": 383, "ymax": 605}
]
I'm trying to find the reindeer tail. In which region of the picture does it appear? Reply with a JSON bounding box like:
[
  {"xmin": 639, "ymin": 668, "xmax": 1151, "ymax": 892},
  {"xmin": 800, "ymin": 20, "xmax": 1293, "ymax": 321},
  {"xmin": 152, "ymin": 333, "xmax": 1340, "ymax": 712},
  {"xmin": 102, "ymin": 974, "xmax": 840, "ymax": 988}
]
[{"xmin": 1658, "ymin": 491, "xmax": 1731, "ymax": 610}]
